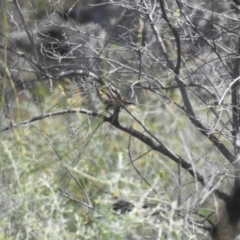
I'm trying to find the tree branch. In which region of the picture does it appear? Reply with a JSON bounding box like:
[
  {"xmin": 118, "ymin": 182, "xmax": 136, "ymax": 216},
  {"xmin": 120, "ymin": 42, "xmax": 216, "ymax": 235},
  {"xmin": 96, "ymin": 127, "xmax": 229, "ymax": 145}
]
[
  {"xmin": 0, "ymin": 108, "xmax": 105, "ymax": 132},
  {"xmin": 1, "ymin": 106, "xmax": 229, "ymax": 202},
  {"xmin": 158, "ymin": 0, "xmax": 234, "ymax": 164}
]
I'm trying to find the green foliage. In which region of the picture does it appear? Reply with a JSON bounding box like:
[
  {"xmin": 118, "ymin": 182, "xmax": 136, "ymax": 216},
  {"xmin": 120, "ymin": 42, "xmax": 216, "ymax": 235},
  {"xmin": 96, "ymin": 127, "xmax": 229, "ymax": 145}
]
[{"xmin": 0, "ymin": 95, "xmax": 214, "ymax": 239}]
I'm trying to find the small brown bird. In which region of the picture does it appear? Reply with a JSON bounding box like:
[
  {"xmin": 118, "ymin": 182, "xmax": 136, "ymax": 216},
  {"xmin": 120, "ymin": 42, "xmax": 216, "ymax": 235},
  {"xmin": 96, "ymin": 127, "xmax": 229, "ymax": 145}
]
[{"xmin": 97, "ymin": 85, "xmax": 135, "ymax": 110}]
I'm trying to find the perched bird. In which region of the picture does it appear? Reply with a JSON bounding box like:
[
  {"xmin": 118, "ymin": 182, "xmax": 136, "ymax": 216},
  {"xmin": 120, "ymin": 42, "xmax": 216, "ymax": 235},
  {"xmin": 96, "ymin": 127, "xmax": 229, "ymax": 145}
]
[{"xmin": 96, "ymin": 85, "xmax": 135, "ymax": 110}]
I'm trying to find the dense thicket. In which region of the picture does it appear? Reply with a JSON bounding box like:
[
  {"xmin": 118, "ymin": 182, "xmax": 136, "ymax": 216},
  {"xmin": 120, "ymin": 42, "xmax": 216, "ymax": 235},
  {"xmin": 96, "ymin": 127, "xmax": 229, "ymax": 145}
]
[{"xmin": 1, "ymin": 1, "xmax": 240, "ymax": 239}]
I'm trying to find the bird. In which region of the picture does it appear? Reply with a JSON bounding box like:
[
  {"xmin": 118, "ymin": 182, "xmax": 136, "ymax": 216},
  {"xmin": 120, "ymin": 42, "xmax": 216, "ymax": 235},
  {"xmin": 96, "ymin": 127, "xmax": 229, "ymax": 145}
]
[{"xmin": 96, "ymin": 85, "xmax": 136, "ymax": 110}]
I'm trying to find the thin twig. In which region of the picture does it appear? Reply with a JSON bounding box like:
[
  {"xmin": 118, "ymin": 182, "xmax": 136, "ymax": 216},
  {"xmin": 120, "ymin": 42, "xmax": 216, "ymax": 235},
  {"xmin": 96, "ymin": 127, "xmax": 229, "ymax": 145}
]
[{"xmin": 127, "ymin": 132, "xmax": 159, "ymax": 195}]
